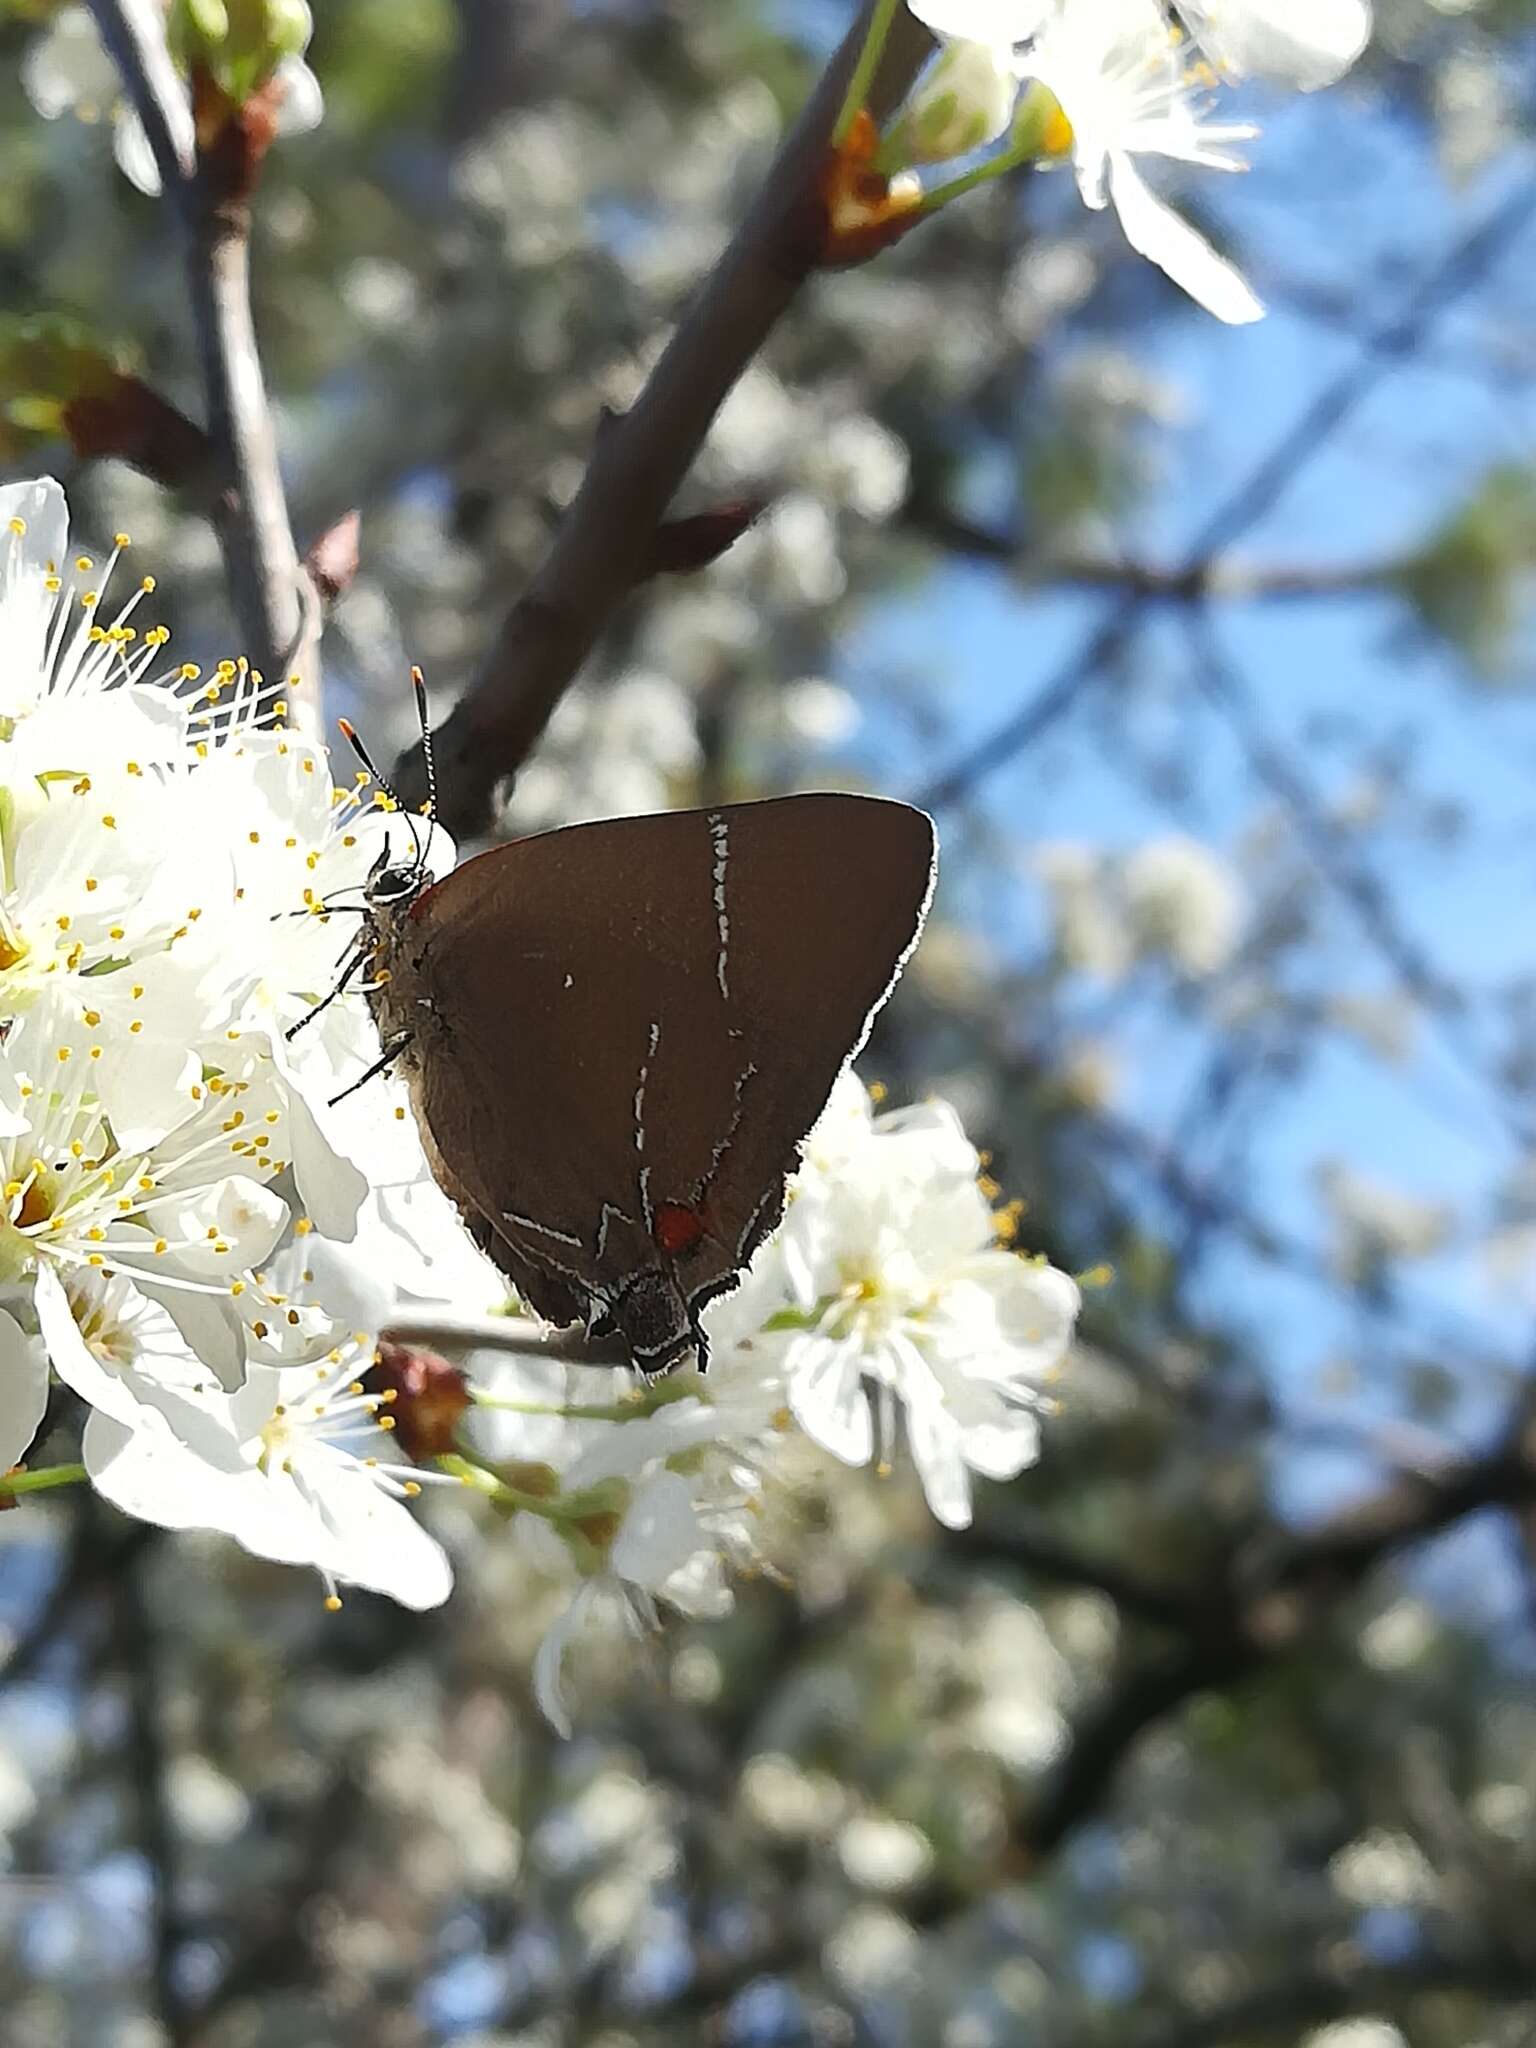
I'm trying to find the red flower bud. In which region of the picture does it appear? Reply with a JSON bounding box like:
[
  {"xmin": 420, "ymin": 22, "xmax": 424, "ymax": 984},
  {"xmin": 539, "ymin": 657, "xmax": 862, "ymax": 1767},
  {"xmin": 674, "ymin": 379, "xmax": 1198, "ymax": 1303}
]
[{"xmin": 368, "ymin": 1341, "xmax": 470, "ymax": 1462}]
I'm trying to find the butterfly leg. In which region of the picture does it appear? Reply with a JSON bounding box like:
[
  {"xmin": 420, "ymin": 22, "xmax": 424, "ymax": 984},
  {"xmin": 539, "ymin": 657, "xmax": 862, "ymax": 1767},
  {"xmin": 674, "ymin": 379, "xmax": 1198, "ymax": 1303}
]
[{"xmin": 327, "ymin": 1031, "xmax": 412, "ymax": 1106}]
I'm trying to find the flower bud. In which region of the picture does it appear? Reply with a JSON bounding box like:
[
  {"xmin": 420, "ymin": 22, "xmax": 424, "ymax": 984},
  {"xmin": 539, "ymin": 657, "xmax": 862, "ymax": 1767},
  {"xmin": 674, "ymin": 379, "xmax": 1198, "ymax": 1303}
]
[
  {"xmin": 171, "ymin": 0, "xmax": 312, "ymax": 102},
  {"xmin": 368, "ymin": 1339, "xmax": 470, "ymax": 1462},
  {"xmin": 886, "ymin": 40, "xmax": 1018, "ymax": 165}
]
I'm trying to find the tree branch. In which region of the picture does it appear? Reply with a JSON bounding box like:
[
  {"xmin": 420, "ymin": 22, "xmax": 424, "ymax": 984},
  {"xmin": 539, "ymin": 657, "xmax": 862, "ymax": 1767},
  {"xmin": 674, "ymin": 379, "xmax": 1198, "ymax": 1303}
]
[
  {"xmin": 84, "ymin": 0, "xmax": 194, "ymax": 196},
  {"xmin": 915, "ymin": 174, "xmax": 1536, "ymax": 812},
  {"xmin": 1017, "ymin": 1405, "xmax": 1536, "ymax": 1857},
  {"xmin": 108, "ymin": 1530, "xmax": 193, "ymax": 2047},
  {"xmin": 187, "ymin": 210, "xmax": 319, "ymax": 724},
  {"xmin": 1128, "ymin": 1949, "xmax": 1536, "ymax": 2048},
  {"xmin": 944, "ymin": 1522, "xmax": 1203, "ymax": 1630},
  {"xmin": 380, "ymin": 1311, "xmax": 630, "ymax": 1366},
  {"xmin": 88, "ymin": 1, "xmax": 321, "ymax": 730},
  {"xmin": 904, "ymin": 503, "xmax": 1399, "ymax": 600},
  {"xmin": 393, "ymin": 1, "xmax": 935, "ymax": 834}
]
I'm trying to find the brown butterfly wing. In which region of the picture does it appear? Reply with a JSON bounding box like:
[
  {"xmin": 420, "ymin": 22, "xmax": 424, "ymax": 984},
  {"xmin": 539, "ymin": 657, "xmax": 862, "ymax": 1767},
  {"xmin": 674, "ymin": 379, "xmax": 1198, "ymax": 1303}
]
[{"xmin": 401, "ymin": 793, "xmax": 935, "ymax": 1329}]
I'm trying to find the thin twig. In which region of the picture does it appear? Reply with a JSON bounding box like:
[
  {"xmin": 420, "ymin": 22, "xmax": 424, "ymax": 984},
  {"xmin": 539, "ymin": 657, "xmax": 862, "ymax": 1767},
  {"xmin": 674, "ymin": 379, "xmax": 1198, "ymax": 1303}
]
[
  {"xmin": 84, "ymin": 0, "xmax": 194, "ymax": 198},
  {"xmin": 188, "ymin": 219, "xmax": 319, "ymax": 724},
  {"xmin": 1016, "ymin": 1390, "xmax": 1536, "ymax": 1857},
  {"xmin": 119, "ymin": 1534, "xmax": 192, "ymax": 2048},
  {"xmin": 1127, "ymin": 1950, "xmax": 1536, "ymax": 2048},
  {"xmin": 381, "ymin": 1311, "xmax": 630, "ymax": 1366},
  {"xmin": 392, "ymin": 0, "xmax": 935, "ymax": 834},
  {"xmin": 88, "ymin": 0, "xmax": 321, "ymax": 731},
  {"xmin": 915, "ymin": 174, "xmax": 1536, "ymax": 812}
]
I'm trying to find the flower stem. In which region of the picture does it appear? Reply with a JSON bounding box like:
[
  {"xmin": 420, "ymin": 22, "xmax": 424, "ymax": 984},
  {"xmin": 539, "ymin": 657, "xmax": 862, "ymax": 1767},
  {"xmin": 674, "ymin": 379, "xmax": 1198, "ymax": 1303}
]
[
  {"xmin": 921, "ymin": 142, "xmax": 1032, "ymax": 215},
  {"xmin": 835, "ymin": 0, "xmax": 901, "ymax": 146},
  {"xmin": 469, "ymin": 1382, "xmax": 690, "ymax": 1425},
  {"xmin": 2, "ymin": 1463, "xmax": 89, "ymax": 1497},
  {"xmin": 435, "ymin": 1452, "xmax": 624, "ymax": 1525}
]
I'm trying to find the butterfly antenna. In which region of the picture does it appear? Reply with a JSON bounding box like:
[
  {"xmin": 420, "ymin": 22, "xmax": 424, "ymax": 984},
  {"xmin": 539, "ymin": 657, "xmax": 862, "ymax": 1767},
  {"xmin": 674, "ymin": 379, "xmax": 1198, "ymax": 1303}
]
[
  {"xmin": 411, "ymin": 666, "xmax": 438, "ymax": 823},
  {"xmin": 337, "ymin": 716, "xmax": 425, "ymax": 871},
  {"xmin": 336, "ymin": 718, "xmax": 401, "ymax": 808}
]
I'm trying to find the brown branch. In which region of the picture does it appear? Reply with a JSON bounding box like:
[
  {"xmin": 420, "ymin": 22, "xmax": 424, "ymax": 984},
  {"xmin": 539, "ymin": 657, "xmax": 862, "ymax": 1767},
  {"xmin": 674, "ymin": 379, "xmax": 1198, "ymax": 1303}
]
[
  {"xmin": 119, "ymin": 1537, "xmax": 193, "ymax": 2048},
  {"xmin": 944, "ymin": 1522, "xmax": 1204, "ymax": 1630},
  {"xmin": 1016, "ymin": 1406, "xmax": 1536, "ymax": 1858},
  {"xmin": 1127, "ymin": 1950, "xmax": 1536, "ymax": 2048},
  {"xmin": 906, "ymin": 503, "xmax": 1398, "ymax": 600},
  {"xmin": 393, "ymin": 1, "xmax": 936, "ymax": 835},
  {"xmin": 87, "ymin": 2, "xmax": 321, "ymax": 730}
]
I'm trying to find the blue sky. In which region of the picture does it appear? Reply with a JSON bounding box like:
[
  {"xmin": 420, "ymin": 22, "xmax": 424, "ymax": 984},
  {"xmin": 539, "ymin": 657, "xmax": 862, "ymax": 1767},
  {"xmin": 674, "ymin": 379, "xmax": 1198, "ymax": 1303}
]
[{"xmin": 837, "ymin": 63, "xmax": 1536, "ymax": 1521}]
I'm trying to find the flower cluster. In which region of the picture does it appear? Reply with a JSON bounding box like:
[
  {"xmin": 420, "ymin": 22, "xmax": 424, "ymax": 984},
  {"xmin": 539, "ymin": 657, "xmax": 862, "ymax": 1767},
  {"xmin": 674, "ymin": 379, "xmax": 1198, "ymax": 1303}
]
[
  {"xmin": 0, "ymin": 480, "xmax": 1081, "ymax": 1732},
  {"xmin": 22, "ymin": 1, "xmax": 322, "ymax": 196},
  {"xmin": 0, "ymin": 473, "xmax": 457, "ymax": 1607},
  {"xmin": 471, "ymin": 1073, "xmax": 1078, "ymax": 1730},
  {"xmin": 892, "ymin": 0, "xmax": 1372, "ymax": 321}
]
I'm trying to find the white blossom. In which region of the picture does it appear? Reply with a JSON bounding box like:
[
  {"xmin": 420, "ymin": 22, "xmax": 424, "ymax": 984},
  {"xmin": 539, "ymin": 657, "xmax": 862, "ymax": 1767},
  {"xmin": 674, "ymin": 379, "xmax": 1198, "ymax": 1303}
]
[
  {"xmin": 1179, "ymin": 0, "xmax": 1372, "ymax": 90},
  {"xmin": 893, "ymin": 27, "xmax": 1025, "ymax": 162},
  {"xmin": 733, "ymin": 1082, "xmax": 1079, "ymax": 1530},
  {"xmin": 84, "ymin": 1345, "xmax": 452, "ymax": 1610},
  {"xmin": 21, "ymin": 6, "xmax": 324, "ymax": 197},
  {"xmin": 1120, "ymin": 833, "xmax": 1244, "ymax": 975},
  {"xmin": 1024, "ymin": 0, "xmax": 1263, "ymax": 324}
]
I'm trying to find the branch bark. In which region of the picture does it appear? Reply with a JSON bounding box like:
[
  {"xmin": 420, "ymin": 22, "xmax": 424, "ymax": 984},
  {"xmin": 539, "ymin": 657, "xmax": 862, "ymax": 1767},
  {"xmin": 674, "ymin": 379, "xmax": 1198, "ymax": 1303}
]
[
  {"xmin": 393, "ymin": 1, "xmax": 935, "ymax": 835},
  {"xmin": 1016, "ymin": 1404, "xmax": 1536, "ymax": 1858},
  {"xmin": 1128, "ymin": 1950, "xmax": 1536, "ymax": 2048},
  {"xmin": 87, "ymin": 1, "xmax": 321, "ymax": 731}
]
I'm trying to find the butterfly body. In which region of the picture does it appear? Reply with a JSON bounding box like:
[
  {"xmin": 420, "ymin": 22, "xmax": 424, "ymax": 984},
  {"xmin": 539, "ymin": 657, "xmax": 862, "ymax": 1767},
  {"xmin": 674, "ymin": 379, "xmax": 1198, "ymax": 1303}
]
[{"xmin": 365, "ymin": 793, "xmax": 935, "ymax": 1375}]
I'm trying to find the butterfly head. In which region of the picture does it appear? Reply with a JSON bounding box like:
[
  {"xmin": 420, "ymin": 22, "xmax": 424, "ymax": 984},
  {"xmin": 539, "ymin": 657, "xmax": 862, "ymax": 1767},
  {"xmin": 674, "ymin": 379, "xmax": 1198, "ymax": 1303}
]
[{"xmin": 363, "ymin": 844, "xmax": 429, "ymax": 915}]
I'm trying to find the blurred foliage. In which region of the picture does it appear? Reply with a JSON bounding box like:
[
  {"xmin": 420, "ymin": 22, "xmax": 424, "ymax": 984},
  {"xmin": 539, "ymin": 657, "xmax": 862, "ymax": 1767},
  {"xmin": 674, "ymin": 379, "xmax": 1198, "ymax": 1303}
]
[{"xmin": 4, "ymin": 2, "xmax": 1536, "ymax": 2047}]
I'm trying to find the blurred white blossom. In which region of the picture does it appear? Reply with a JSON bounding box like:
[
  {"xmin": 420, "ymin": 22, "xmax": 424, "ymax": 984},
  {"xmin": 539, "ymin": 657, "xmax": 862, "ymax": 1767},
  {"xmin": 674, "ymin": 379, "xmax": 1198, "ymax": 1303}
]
[
  {"xmin": 1035, "ymin": 835, "xmax": 1244, "ymax": 981},
  {"xmin": 22, "ymin": 4, "xmax": 323, "ymax": 197},
  {"xmin": 1328, "ymin": 1828, "xmax": 1438, "ymax": 1908}
]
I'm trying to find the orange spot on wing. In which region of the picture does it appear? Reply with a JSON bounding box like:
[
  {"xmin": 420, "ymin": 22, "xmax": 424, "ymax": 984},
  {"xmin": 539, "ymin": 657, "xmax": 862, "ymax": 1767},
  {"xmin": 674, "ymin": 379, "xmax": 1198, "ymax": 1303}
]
[{"xmin": 653, "ymin": 1202, "xmax": 706, "ymax": 1256}]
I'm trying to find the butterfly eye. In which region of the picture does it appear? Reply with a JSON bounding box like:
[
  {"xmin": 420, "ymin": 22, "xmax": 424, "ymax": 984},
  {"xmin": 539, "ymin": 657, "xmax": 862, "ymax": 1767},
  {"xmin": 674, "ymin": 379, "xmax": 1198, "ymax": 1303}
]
[{"xmin": 366, "ymin": 865, "xmax": 420, "ymax": 907}]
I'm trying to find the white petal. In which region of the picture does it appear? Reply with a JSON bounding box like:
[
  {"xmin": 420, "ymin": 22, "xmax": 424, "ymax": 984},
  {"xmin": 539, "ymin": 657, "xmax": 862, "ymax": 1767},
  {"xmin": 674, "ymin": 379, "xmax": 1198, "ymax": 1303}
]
[
  {"xmin": 1188, "ymin": 0, "xmax": 1371, "ymax": 88},
  {"xmin": 112, "ymin": 109, "xmax": 164, "ymax": 195},
  {"xmin": 289, "ymin": 1456, "xmax": 453, "ymax": 1610},
  {"xmin": 906, "ymin": 0, "xmax": 1040, "ymax": 44},
  {"xmin": 0, "ymin": 477, "xmax": 69, "ymax": 579},
  {"xmin": 533, "ymin": 1611, "xmax": 577, "ymax": 1737},
  {"xmin": 272, "ymin": 56, "xmax": 324, "ymax": 136},
  {"xmin": 962, "ymin": 1412, "xmax": 1042, "ymax": 1481},
  {"xmin": 21, "ymin": 8, "xmax": 120, "ymax": 119},
  {"xmin": 903, "ymin": 1386, "xmax": 974, "ymax": 1529},
  {"xmin": 140, "ymin": 1175, "xmax": 288, "ymax": 1282},
  {"xmin": 36, "ymin": 1261, "xmax": 137, "ymax": 1427},
  {"xmin": 274, "ymin": 1068, "xmax": 368, "ymax": 1242},
  {"xmin": 83, "ymin": 1407, "xmax": 241, "ymax": 1531},
  {"xmin": 0, "ymin": 1306, "xmax": 48, "ymax": 1472},
  {"xmin": 988, "ymin": 1258, "xmax": 1081, "ymax": 1369},
  {"xmin": 138, "ymin": 1281, "xmax": 247, "ymax": 1394},
  {"xmin": 563, "ymin": 1401, "xmax": 719, "ymax": 1493},
  {"xmin": 787, "ymin": 1335, "xmax": 873, "ymax": 1466},
  {"xmin": 1107, "ymin": 154, "xmax": 1263, "ymax": 324},
  {"xmin": 611, "ymin": 1469, "xmax": 707, "ymax": 1589}
]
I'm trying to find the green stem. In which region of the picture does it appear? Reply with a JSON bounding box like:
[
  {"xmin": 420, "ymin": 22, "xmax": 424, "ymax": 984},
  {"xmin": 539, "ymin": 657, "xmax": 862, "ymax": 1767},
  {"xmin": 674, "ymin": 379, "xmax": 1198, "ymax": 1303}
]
[
  {"xmin": 435, "ymin": 1452, "xmax": 624, "ymax": 1525},
  {"xmin": 834, "ymin": 0, "xmax": 901, "ymax": 146},
  {"xmin": 470, "ymin": 1383, "xmax": 690, "ymax": 1425},
  {"xmin": 921, "ymin": 140, "xmax": 1032, "ymax": 215},
  {"xmin": 2, "ymin": 1462, "xmax": 89, "ymax": 1497}
]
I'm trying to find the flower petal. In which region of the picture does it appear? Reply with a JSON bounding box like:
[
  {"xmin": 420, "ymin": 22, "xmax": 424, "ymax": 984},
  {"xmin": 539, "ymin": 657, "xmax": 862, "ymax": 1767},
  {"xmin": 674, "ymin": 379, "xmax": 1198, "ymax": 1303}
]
[
  {"xmin": 787, "ymin": 1333, "xmax": 874, "ymax": 1466},
  {"xmin": 1107, "ymin": 153, "xmax": 1263, "ymax": 324},
  {"xmin": 0, "ymin": 1306, "xmax": 48, "ymax": 1472}
]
